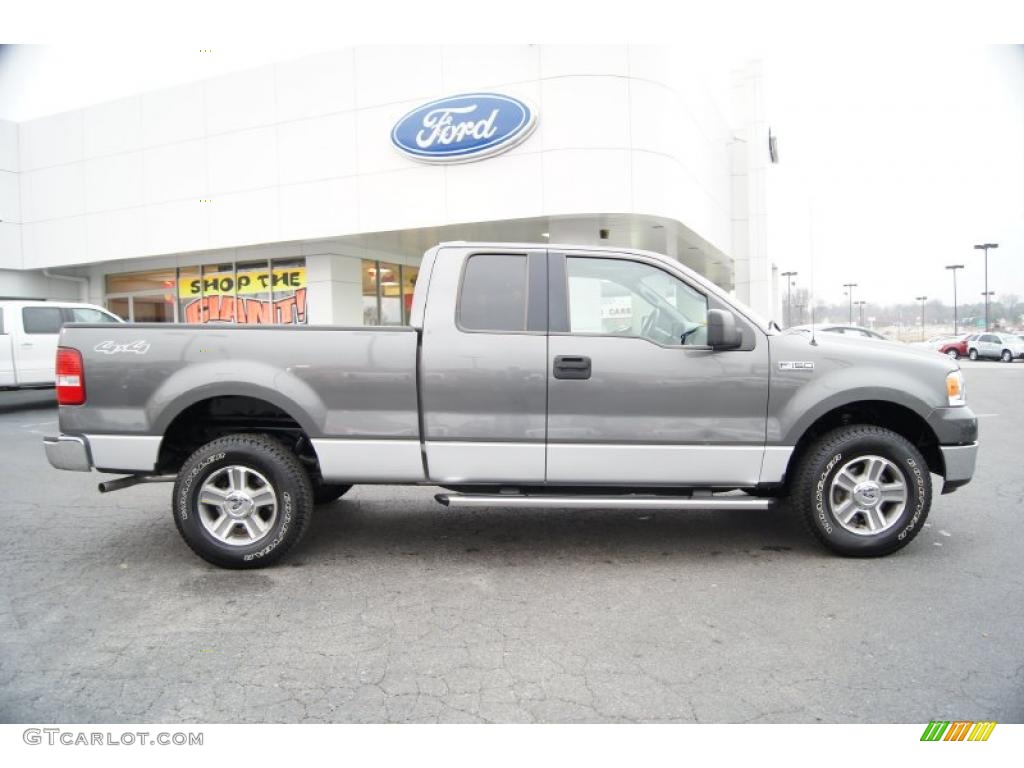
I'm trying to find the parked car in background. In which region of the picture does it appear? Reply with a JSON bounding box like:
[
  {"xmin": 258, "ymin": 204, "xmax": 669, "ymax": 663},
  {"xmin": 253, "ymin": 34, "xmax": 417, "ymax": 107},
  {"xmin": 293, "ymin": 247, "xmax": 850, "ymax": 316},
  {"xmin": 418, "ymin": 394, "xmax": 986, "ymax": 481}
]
[
  {"xmin": 937, "ymin": 334, "xmax": 971, "ymax": 360},
  {"xmin": 911, "ymin": 335, "xmax": 955, "ymax": 350},
  {"xmin": 967, "ymin": 332, "xmax": 1024, "ymax": 362},
  {"xmin": 787, "ymin": 324, "xmax": 888, "ymax": 340},
  {"xmin": 0, "ymin": 300, "xmax": 123, "ymax": 389}
]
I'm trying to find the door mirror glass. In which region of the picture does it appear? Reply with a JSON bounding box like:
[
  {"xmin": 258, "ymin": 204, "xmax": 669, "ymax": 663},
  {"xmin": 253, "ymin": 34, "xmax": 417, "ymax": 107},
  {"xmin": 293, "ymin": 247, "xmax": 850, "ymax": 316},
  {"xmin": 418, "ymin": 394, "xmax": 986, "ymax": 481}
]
[{"xmin": 707, "ymin": 309, "xmax": 742, "ymax": 349}]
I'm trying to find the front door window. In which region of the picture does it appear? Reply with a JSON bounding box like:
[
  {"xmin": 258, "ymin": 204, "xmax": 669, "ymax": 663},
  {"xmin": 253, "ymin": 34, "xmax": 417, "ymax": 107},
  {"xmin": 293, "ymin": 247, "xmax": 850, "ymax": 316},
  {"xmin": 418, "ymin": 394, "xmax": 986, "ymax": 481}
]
[{"xmin": 566, "ymin": 257, "xmax": 708, "ymax": 346}]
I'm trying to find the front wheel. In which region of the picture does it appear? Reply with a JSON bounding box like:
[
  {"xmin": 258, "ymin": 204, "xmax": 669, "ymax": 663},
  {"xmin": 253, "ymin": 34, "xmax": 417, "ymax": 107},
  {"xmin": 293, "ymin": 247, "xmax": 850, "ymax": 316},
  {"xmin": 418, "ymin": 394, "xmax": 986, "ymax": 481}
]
[
  {"xmin": 788, "ymin": 425, "xmax": 931, "ymax": 557},
  {"xmin": 312, "ymin": 480, "xmax": 352, "ymax": 505},
  {"xmin": 1001, "ymin": 349, "xmax": 1013, "ymax": 363},
  {"xmin": 173, "ymin": 434, "xmax": 314, "ymax": 568},
  {"xmin": 968, "ymin": 348, "xmax": 979, "ymax": 360},
  {"xmin": 946, "ymin": 349, "xmax": 959, "ymax": 359}
]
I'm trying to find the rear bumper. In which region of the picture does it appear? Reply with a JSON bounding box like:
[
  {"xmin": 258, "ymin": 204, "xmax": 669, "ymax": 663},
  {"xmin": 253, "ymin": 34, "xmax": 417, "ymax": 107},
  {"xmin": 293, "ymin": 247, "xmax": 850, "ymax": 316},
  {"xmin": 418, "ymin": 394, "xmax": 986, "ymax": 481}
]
[
  {"xmin": 43, "ymin": 435, "xmax": 91, "ymax": 472},
  {"xmin": 940, "ymin": 442, "xmax": 978, "ymax": 494}
]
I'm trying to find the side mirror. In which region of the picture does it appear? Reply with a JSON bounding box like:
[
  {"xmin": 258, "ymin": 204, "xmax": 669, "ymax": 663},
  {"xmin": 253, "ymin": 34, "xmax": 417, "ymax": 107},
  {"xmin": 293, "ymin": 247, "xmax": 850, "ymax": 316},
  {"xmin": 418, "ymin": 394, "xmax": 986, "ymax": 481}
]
[{"xmin": 707, "ymin": 309, "xmax": 742, "ymax": 350}]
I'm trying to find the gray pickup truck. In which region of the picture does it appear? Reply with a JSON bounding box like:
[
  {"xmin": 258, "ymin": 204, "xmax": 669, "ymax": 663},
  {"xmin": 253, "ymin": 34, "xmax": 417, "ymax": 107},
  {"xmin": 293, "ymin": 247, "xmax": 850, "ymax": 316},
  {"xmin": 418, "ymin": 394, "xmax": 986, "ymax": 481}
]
[{"xmin": 44, "ymin": 242, "xmax": 978, "ymax": 568}]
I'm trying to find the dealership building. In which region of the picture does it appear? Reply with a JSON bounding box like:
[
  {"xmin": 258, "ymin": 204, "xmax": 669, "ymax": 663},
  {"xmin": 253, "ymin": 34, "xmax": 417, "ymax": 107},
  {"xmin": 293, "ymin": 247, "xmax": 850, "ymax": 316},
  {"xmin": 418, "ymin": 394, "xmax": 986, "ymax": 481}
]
[{"xmin": 0, "ymin": 45, "xmax": 779, "ymax": 326}]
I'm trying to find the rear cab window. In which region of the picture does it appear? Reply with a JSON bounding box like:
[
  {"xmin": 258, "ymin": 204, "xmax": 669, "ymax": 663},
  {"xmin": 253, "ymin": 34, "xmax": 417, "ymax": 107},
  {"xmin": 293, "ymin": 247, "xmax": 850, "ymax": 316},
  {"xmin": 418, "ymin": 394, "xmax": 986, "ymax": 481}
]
[
  {"xmin": 457, "ymin": 253, "xmax": 529, "ymax": 332},
  {"xmin": 21, "ymin": 306, "xmax": 64, "ymax": 334}
]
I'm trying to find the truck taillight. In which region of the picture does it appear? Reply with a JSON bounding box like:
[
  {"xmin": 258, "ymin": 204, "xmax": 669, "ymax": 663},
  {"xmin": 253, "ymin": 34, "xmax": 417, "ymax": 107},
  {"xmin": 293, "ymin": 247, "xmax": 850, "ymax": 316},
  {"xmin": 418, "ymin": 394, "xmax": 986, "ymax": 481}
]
[{"xmin": 56, "ymin": 347, "xmax": 86, "ymax": 405}]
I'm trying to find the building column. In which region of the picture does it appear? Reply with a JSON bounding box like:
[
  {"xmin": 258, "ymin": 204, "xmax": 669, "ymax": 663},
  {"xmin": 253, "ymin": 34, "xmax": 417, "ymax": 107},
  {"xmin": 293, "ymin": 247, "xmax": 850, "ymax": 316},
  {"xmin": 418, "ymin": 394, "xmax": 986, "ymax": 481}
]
[
  {"xmin": 730, "ymin": 60, "xmax": 773, "ymax": 318},
  {"xmin": 304, "ymin": 253, "xmax": 364, "ymax": 325}
]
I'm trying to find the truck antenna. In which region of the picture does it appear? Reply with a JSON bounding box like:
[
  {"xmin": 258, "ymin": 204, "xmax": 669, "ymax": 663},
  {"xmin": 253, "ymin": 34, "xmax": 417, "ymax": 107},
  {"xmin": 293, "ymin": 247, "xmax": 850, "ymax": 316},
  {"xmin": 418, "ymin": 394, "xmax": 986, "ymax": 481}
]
[{"xmin": 808, "ymin": 200, "xmax": 817, "ymax": 346}]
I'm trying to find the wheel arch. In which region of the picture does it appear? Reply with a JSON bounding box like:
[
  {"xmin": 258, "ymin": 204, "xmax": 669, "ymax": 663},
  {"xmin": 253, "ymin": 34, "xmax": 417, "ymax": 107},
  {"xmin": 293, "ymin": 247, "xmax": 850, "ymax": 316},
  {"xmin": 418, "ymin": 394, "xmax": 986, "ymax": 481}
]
[
  {"xmin": 781, "ymin": 399, "xmax": 944, "ymax": 488},
  {"xmin": 155, "ymin": 393, "xmax": 322, "ymax": 476}
]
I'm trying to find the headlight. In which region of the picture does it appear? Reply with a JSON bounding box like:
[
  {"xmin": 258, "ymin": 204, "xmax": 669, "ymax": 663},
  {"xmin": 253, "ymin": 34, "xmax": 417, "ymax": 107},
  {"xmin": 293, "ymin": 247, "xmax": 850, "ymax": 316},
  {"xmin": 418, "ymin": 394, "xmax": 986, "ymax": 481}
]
[{"xmin": 946, "ymin": 370, "xmax": 966, "ymax": 406}]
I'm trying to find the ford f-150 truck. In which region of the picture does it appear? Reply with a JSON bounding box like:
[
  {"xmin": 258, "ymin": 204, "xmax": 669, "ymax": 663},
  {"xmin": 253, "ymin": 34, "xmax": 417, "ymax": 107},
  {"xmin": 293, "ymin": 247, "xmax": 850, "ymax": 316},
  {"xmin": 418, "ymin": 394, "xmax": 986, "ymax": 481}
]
[{"xmin": 44, "ymin": 243, "xmax": 979, "ymax": 568}]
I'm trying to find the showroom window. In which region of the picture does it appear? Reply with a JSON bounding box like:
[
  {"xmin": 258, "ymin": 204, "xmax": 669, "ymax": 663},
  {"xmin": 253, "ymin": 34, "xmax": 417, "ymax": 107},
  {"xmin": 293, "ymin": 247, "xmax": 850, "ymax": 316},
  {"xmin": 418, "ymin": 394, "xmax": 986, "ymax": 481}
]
[
  {"xmin": 106, "ymin": 259, "xmax": 308, "ymax": 325},
  {"xmin": 362, "ymin": 260, "xmax": 418, "ymax": 326}
]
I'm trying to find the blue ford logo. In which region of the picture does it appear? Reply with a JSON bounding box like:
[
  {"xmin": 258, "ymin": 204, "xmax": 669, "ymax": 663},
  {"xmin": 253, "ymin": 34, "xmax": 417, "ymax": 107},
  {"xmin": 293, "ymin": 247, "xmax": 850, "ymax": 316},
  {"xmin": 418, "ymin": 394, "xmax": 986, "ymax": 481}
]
[{"xmin": 391, "ymin": 93, "xmax": 537, "ymax": 163}]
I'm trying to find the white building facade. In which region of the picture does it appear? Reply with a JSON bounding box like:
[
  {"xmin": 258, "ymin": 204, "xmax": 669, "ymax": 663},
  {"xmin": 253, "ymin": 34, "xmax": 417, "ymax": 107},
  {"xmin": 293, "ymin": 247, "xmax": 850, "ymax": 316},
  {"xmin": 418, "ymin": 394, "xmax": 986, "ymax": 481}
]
[{"xmin": 0, "ymin": 45, "xmax": 777, "ymax": 326}]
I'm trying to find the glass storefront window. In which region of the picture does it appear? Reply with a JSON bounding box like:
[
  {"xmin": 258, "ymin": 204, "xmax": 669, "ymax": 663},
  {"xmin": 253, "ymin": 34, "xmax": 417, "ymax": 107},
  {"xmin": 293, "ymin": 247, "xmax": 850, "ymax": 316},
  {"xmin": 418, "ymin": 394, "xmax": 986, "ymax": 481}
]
[
  {"xmin": 132, "ymin": 295, "xmax": 176, "ymax": 323},
  {"xmin": 105, "ymin": 269, "xmax": 176, "ymax": 294},
  {"xmin": 106, "ymin": 297, "xmax": 130, "ymax": 321},
  {"xmin": 106, "ymin": 259, "xmax": 308, "ymax": 326},
  {"xmin": 200, "ymin": 263, "xmax": 237, "ymax": 323},
  {"xmin": 362, "ymin": 261, "xmax": 381, "ymax": 325},
  {"xmin": 379, "ymin": 262, "xmax": 402, "ymax": 325},
  {"xmin": 362, "ymin": 260, "xmax": 419, "ymax": 326},
  {"xmin": 177, "ymin": 266, "xmax": 201, "ymax": 323},
  {"xmin": 271, "ymin": 258, "xmax": 307, "ymax": 324}
]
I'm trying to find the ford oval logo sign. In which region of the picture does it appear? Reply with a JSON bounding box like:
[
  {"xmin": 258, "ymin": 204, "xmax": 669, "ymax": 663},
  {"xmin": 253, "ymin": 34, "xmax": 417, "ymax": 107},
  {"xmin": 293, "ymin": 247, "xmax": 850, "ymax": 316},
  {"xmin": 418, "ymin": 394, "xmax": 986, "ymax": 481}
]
[{"xmin": 391, "ymin": 93, "xmax": 537, "ymax": 164}]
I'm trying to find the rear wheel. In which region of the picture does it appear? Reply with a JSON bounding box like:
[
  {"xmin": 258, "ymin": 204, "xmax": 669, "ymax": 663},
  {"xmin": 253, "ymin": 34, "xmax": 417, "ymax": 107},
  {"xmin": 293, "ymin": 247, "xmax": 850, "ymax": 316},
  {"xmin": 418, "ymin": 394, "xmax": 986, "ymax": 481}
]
[
  {"xmin": 788, "ymin": 425, "xmax": 931, "ymax": 557},
  {"xmin": 1001, "ymin": 349, "xmax": 1013, "ymax": 363},
  {"xmin": 968, "ymin": 348, "xmax": 979, "ymax": 360},
  {"xmin": 173, "ymin": 434, "xmax": 313, "ymax": 568},
  {"xmin": 946, "ymin": 349, "xmax": 959, "ymax": 359}
]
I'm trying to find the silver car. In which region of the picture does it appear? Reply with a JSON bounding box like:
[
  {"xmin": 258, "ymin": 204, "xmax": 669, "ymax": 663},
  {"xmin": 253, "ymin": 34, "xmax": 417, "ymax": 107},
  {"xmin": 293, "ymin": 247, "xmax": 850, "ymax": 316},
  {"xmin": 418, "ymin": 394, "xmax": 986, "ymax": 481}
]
[{"xmin": 967, "ymin": 332, "xmax": 1024, "ymax": 362}]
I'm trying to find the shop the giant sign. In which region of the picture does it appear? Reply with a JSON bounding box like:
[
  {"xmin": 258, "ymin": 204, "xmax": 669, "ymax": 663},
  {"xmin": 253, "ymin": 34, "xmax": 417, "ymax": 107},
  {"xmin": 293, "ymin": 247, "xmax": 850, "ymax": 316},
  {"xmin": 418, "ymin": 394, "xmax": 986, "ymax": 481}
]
[
  {"xmin": 179, "ymin": 267, "xmax": 307, "ymax": 324},
  {"xmin": 391, "ymin": 93, "xmax": 537, "ymax": 163}
]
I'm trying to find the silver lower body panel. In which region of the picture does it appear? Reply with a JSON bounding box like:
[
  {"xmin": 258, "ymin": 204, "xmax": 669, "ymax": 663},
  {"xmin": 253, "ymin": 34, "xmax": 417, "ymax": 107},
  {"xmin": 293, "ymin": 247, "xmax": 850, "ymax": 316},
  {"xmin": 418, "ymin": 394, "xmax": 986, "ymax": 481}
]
[
  {"xmin": 940, "ymin": 442, "xmax": 978, "ymax": 483},
  {"xmin": 43, "ymin": 435, "xmax": 91, "ymax": 472},
  {"xmin": 436, "ymin": 493, "xmax": 774, "ymax": 511},
  {"xmin": 312, "ymin": 438, "xmax": 424, "ymax": 482},
  {"xmin": 84, "ymin": 434, "xmax": 162, "ymax": 472}
]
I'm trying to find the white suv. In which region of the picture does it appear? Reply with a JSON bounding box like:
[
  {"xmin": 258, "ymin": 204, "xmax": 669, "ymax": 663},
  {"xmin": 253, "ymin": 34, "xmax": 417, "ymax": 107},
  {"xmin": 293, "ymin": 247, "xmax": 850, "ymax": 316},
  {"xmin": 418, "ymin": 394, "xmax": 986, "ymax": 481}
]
[
  {"xmin": 1, "ymin": 300, "xmax": 123, "ymax": 389},
  {"xmin": 967, "ymin": 332, "xmax": 1024, "ymax": 363}
]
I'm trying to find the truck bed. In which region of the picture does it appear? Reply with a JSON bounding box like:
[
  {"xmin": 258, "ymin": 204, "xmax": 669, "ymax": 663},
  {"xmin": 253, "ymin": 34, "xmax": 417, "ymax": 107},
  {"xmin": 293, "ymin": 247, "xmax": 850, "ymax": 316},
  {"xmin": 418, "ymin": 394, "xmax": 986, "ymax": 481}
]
[{"xmin": 57, "ymin": 323, "xmax": 421, "ymax": 442}]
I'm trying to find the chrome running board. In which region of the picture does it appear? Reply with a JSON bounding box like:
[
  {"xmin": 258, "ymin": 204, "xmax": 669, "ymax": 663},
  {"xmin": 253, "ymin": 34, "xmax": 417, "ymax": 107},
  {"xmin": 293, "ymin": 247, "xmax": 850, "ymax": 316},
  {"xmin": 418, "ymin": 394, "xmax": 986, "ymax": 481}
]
[{"xmin": 434, "ymin": 493, "xmax": 773, "ymax": 511}]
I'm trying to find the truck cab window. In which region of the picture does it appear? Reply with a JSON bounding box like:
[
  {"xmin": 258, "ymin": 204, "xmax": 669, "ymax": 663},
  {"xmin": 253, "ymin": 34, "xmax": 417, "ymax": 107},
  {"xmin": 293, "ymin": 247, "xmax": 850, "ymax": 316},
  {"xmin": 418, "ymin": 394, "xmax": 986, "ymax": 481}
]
[
  {"xmin": 458, "ymin": 253, "xmax": 528, "ymax": 332},
  {"xmin": 566, "ymin": 257, "xmax": 708, "ymax": 346},
  {"xmin": 68, "ymin": 308, "xmax": 120, "ymax": 323},
  {"xmin": 22, "ymin": 306, "xmax": 64, "ymax": 334}
]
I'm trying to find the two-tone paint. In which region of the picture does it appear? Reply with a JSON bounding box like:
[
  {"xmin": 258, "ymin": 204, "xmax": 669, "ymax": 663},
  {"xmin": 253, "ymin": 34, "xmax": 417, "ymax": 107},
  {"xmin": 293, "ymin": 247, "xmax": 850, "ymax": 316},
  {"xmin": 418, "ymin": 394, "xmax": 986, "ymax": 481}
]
[{"xmin": 45, "ymin": 243, "xmax": 979, "ymax": 492}]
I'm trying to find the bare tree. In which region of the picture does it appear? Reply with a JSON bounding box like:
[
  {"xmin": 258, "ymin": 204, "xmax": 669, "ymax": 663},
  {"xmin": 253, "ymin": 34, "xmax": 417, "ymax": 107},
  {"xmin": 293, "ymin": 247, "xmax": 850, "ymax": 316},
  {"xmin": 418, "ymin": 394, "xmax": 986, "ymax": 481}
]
[
  {"xmin": 789, "ymin": 287, "xmax": 811, "ymax": 326},
  {"xmin": 1000, "ymin": 293, "xmax": 1020, "ymax": 325}
]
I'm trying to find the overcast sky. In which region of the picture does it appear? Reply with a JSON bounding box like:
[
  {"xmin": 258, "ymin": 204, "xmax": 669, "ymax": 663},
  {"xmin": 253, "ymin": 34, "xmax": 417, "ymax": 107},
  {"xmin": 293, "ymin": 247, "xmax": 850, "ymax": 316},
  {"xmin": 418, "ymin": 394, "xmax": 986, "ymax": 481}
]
[
  {"xmin": 764, "ymin": 44, "xmax": 1024, "ymax": 308},
  {"xmin": 1, "ymin": 42, "xmax": 1021, "ymax": 307}
]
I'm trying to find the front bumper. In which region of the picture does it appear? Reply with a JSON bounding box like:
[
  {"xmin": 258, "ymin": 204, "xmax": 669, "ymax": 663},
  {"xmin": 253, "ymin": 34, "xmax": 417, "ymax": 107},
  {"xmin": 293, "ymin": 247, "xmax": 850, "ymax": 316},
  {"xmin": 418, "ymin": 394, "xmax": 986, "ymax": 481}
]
[
  {"xmin": 939, "ymin": 442, "xmax": 978, "ymax": 494},
  {"xmin": 43, "ymin": 435, "xmax": 92, "ymax": 472}
]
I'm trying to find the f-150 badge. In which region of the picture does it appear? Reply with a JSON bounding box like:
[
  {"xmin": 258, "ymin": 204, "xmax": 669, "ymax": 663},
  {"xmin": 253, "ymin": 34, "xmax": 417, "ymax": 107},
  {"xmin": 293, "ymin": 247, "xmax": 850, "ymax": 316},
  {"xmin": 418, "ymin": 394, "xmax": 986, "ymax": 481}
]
[{"xmin": 778, "ymin": 361, "xmax": 814, "ymax": 371}]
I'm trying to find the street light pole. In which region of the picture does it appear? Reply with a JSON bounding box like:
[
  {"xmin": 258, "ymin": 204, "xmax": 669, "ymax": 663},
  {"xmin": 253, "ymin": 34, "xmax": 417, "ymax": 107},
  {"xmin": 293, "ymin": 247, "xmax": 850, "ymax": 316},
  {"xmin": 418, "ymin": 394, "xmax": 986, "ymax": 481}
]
[
  {"xmin": 843, "ymin": 282, "xmax": 858, "ymax": 324},
  {"xmin": 973, "ymin": 243, "xmax": 998, "ymax": 330},
  {"xmin": 981, "ymin": 291, "xmax": 995, "ymax": 330},
  {"xmin": 945, "ymin": 264, "xmax": 964, "ymax": 335},
  {"xmin": 854, "ymin": 300, "xmax": 866, "ymax": 326},
  {"xmin": 916, "ymin": 295, "xmax": 928, "ymax": 341},
  {"xmin": 781, "ymin": 271, "xmax": 797, "ymax": 327}
]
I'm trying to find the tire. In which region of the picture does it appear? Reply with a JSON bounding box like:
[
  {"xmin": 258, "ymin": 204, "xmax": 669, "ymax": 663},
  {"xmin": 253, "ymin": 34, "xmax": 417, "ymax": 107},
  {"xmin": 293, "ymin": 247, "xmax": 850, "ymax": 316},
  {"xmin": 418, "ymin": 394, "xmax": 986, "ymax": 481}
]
[
  {"xmin": 312, "ymin": 481, "xmax": 352, "ymax": 505},
  {"xmin": 946, "ymin": 349, "xmax": 959, "ymax": 360},
  {"xmin": 173, "ymin": 434, "xmax": 314, "ymax": 569},
  {"xmin": 968, "ymin": 348, "xmax": 979, "ymax": 360},
  {"xmin": 788, "ymin": 425, "xmax": 931, "ymax": 557},
  {"xmin": 1001, "ymin": 349, "xmax": 1012, "ymax": 363}
]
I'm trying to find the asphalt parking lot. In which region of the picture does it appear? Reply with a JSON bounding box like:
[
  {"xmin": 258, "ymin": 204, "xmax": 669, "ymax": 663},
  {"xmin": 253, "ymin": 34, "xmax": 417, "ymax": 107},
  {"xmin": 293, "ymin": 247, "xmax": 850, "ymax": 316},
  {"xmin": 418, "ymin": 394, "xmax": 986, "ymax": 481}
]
[{"xmin": 1, "ymin": 361, "xmax": 1022, "ymax": 723}]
